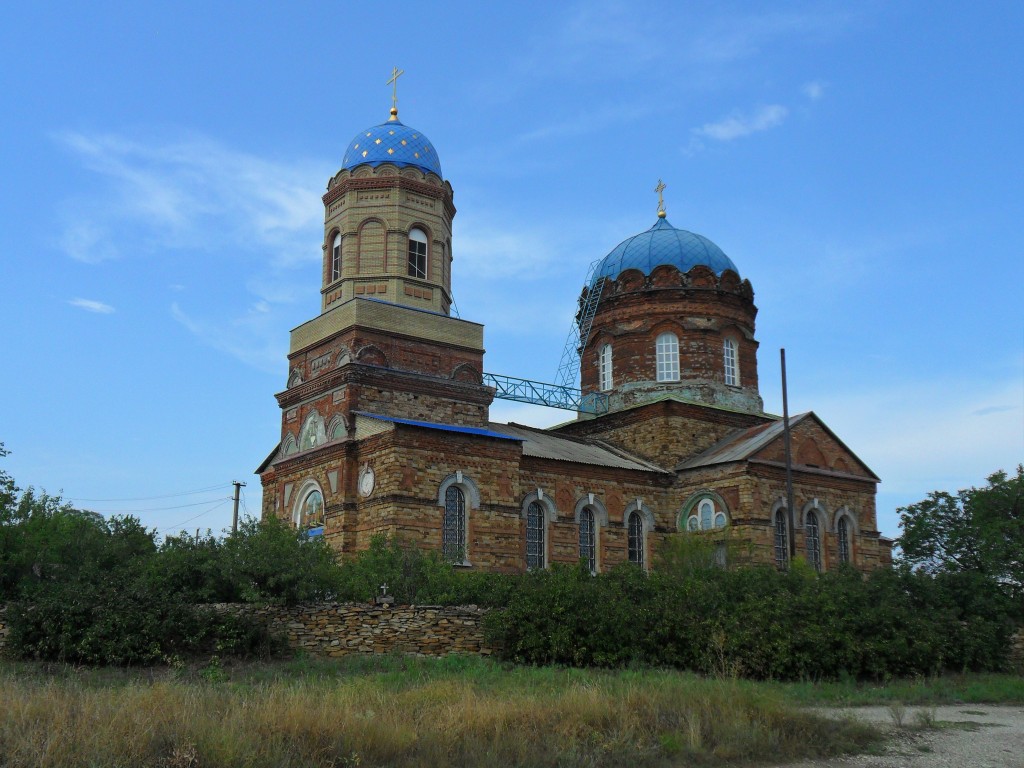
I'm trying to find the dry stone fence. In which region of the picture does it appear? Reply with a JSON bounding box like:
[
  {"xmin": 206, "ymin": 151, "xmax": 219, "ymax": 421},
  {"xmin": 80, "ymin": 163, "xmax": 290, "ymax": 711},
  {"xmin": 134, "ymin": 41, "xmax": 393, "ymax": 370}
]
[{"xmin": 208, "ymin": 602, "xmax": 492, "ymax": 657}]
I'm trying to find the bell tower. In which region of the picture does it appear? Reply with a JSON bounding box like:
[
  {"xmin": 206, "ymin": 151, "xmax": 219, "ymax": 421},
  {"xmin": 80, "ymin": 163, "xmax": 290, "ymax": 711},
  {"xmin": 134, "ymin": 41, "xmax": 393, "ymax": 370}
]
[
  {"xmin": 259, "ymin": 76, "xmax": 494, "ymax": 533},
  {"xmin": 319, "ymin": 97, "xmax": 456, "ymax": 316}
]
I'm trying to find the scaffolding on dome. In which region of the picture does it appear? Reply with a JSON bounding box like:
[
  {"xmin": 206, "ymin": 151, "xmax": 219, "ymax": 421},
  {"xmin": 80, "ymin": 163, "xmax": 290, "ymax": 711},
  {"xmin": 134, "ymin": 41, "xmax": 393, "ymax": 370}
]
[
  {"xmin": 555, "ymin": 260, "xmax": 606, "ymax": 389},
  {"xmin": 483, "ymin": 373, "xmax": 609, "ymax": 415}
]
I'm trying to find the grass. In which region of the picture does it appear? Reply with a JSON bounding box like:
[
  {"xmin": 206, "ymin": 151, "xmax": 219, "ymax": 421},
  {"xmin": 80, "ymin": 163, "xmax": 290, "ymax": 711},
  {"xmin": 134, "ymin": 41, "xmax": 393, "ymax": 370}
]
[
  {"xmin": 768, "ymin": 672, "xmax": 1024, "ymax": 707},
  {"xmin": 0, "ymin": 656, "xmax": 882, "ymax": 768}
]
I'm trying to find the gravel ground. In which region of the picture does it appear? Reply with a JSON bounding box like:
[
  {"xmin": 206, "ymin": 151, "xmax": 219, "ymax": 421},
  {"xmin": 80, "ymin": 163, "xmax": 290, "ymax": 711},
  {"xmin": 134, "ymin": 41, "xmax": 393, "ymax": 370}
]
[{"xmin": 786, "ymin": 705, "xmax": 1024, "ymax": 768}]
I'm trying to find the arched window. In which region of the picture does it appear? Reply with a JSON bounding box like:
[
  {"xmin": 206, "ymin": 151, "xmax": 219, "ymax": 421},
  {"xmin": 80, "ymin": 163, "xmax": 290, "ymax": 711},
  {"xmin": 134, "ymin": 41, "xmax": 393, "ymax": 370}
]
[
  {"xmin": 599, "ymin": 344, "xmax": 613, "ymax": 391},
  {"xmin": 579, "ymin": 506, "xmax": 596, "ymax": 573},
  {"xmin": 806, "ymin": 511, "xmax": 822, "ymax": 572},
  {"xmin": 837, "ymin": 516, "xmax": 851, "ymax": 564},
  {"xmin": 408, "ymin": 227, "xmax": 428, "ymax": 279},
  {"xmin": 443, "ymin": 485, "xmax": 466, "ymax": 561},
  {"xmin": 627, "ymin": 510, "xmax": 644, "ymax": 568},
  {"xmin": 331, "ymin": 233, "xmax": 342, "ymax": 282},
  {"xmin": 685, "ymin": 496, "xmax": 729, "ymax": 532},
  {"xmin": 774, "ymin": 509, "xmax": 789, "ymax": 570},
  {"xmin": 293, "ymin": 487, "xmax": 323, "ymax": 529},
  {"xmin": 526, "ymin": 500, "xmax": 545, "ymax": 570},
  {"xmin": 723, "ymin": 337, "xmax": 739, "ymax": 386},
  {"xmin": 656, "ymin": 332, "xmax": 679, "ymax": 382}
]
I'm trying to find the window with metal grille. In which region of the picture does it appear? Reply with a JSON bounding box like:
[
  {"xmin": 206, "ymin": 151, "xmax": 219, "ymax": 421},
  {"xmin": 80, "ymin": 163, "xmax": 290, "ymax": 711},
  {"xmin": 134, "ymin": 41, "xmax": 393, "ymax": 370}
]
[
  {"xmin": 627, "ymin": 511, "xmax": 644, "ymax": 568},
  {"xmin": 723, "ymin": 337, "xmax": 738, "ymax": 386},
  {"xmin": 774, "ymin": 509, "xmax": 789, "ymax": 570},
  {"xmin": 806, "ymin": 511, "xmax": 822, "ymax": 572},
  {"xmin": 837, "ymin": 516, "xmax": 851, "ymax": 564},
  {"xmin": 579, "ymin": 507, "xmax": 596, "ymax": 573},
  {"xmin": 331, "ymin": 233, "xmax": 342, "ymax": 281},
  {"xmin": 408, "ymin": 227, "xmax": 428, "ymax": 279},
  {"xmin": 656, "ymin": 332, "xmax": 679, "ymax": 382},
  {"xmin": 443, "ymin": 485, "xmax": 466, "ymax": 561},
  {"xmin": 526, "ymin": 500, "xmax": 545, "ymax": 569},
  {"xmin": 599, "ymin": 344, "xmax": 613, "ymax": 391}
]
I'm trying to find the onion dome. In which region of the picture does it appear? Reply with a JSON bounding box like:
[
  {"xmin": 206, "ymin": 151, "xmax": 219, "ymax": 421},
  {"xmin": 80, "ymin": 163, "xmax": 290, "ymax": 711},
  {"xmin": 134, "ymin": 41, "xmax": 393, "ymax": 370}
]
[
  {"xmin": 341, "ymin": 110, "xmax": 442, "ymax": 177},
  {"xmin": 592, "ymin": 217, "xmax": 738, "ymax": 286}
]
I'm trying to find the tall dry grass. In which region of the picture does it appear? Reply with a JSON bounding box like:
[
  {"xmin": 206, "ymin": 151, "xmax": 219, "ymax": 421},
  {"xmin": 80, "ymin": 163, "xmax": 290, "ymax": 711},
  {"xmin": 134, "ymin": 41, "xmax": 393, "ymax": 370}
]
[{"xmin": 0, "ymin": 660, "xmax": 879, "ymax": 767}]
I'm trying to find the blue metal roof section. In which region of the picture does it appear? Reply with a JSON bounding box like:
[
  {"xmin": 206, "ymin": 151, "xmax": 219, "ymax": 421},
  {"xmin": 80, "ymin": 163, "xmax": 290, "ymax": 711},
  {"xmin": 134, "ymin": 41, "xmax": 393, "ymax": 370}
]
[
  {"xmin": 354, "ymin": 412, "xmax": 522, "ymax": 441},
  {"xmin": 341, "ymin": 119, "xmax": 442, "ymax": 177},
  {"xmin": 591, "ymin": 217, "xmax": 739, "ymax": 287}
]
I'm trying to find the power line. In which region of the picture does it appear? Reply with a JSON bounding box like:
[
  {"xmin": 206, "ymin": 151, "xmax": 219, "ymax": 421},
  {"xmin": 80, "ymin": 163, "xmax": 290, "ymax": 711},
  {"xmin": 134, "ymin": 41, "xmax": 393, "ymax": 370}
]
[
  {"xmin": 164, "ymin": 499, "xmax": 231, "ymax": 532},
  {"xmin": 85, "ymin": 496, "xmax": 232, "ymax": 514},
  {"xmin": 69, "ymin": 483, "xmax": 231, "ymax": 503}
]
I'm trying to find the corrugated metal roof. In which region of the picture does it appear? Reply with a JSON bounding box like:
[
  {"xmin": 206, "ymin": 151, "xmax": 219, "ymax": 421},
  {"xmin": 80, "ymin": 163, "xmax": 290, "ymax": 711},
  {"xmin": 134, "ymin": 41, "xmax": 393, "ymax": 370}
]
[
  {"xmin": 490, "ymin": 422, "xmax": 669, "ymax": 473},
  {"xmin": 676, "ymin": 413, "xmax": 805, "ymax": 470},
  {"xmin": 354, "ymin": 412, "xmax": 523, "ymax": 442}
]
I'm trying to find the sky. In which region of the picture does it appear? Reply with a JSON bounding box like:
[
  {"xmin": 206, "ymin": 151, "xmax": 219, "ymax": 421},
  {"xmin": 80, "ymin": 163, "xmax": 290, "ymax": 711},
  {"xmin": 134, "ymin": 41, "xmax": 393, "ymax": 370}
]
[{"xmin": 1, "ymin": 1, "xmax": 1021, "ymax": 541}]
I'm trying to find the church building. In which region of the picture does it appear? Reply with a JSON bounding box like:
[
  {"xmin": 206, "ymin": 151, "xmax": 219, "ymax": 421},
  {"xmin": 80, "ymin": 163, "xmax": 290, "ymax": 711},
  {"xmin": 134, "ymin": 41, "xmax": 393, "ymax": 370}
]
[{"xmin": 257, "ymin": 87, "xmax": 893, "ymax": 574}]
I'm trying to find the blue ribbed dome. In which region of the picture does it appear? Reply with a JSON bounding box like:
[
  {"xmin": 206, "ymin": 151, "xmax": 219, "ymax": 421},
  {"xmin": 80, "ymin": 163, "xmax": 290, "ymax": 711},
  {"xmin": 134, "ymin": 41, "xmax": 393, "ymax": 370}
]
[
  {"xmin": 341, "ymin": 118, "xmax": 442, "ymax": 177},
  {"xmin": 592, "ymin": 217, "xmax": 738, "ymax": 287}
]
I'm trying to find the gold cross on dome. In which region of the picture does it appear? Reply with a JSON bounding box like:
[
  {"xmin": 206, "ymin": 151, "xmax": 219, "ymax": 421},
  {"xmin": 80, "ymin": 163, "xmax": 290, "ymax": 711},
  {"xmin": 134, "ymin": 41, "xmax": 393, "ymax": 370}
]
[
  {"xmin": 387, "ymin": 66, "xmax": 405, "ymax": 119},
  {"xmin": 655, "ymin": 179, "xmax": 667, "ymax": 216}
]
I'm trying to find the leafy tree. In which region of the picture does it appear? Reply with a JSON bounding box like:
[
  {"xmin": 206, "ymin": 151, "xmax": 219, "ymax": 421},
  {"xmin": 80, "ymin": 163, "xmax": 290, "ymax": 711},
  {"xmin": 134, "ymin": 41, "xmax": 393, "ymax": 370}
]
[{"xmin": 897, "ymin": 466, "xmax": 1023, "ymax": 593}]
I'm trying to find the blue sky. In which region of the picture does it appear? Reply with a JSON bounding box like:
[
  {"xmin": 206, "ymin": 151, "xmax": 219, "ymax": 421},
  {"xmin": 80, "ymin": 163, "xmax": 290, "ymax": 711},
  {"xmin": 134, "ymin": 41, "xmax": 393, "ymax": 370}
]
[{"xmin": 1, "ymin": 1, "xmax": 1021, "ymax": 540}]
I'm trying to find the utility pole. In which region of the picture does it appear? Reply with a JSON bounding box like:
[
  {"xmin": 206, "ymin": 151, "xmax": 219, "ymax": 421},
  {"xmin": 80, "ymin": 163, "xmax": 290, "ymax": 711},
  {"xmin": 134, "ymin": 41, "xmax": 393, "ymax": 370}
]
[
  {"xmin": 780, "ymin": 349, "xmax": 796, "ymax": 562},
  {"xmin": 231, "ymin": 480, "xmax": 246, "ymax": 535}
]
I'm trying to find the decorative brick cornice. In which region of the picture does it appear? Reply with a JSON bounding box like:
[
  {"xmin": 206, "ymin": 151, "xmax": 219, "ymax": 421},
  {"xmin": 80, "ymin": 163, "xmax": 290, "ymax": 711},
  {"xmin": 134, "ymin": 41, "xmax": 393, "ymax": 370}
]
[{"xmin": 323, "ymin": 176, "xmax": 456, "ymax": 219}]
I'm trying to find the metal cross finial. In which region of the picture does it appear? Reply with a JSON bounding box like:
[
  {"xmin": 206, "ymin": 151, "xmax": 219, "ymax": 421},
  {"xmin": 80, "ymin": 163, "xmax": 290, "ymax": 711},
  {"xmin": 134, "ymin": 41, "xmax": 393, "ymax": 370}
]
[
  {"xmin": 655, "ymin": 179, "xmax": 667, "ymax": 217},
  {"xmin": 386, "ymin": 67, "xmax": 405, "ymax": 119}
]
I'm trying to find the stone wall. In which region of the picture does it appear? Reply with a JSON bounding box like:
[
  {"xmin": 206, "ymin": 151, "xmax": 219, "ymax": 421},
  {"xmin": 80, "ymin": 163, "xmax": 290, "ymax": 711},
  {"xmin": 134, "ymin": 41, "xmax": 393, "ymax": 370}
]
[
  {"xmin": 213, "ymin": 602, "xmax": 492, "ymax": 658},
  {"xmin": 1010, "ymin": 630, "xmax": 1024, "ymax": 672}
]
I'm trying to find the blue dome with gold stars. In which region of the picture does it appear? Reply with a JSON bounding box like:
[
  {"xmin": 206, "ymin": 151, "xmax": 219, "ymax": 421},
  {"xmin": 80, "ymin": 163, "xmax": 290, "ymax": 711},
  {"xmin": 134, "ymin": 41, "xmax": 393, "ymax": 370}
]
[
  {"xmin": 592, "ymin": 217, "xmax": 738, "ymax": 287},
  {"xmin": 341, "ymin": 116, "xmax": 442, "ymax": 177}
]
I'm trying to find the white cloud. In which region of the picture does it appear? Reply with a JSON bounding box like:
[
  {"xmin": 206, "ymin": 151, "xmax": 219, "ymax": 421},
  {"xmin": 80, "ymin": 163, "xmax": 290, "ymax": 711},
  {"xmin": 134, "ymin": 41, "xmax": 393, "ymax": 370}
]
[
  {"xmin": 695, "ymin": 105, "xmax": 789, "ymax": 141},
  {"xmin": 69, "ymin": 298, "xmax": 115, "ymax": 314},
  {"xmin": 55, "ymin": 131, "xmax": 323, "ymax": 266},
  {"xmin": 171, "ymin": 302, "xmax": 285, "ymax": 374},
  {"xmin": 809, "ymin": 375, "xmax": 1024, "ymax": 498},
  {"xmin": 803, "ymin": 80, "xmax": 826, "ymax": 100},
  {"xmin": 56, "ymin": 130, "xmax": 328, "ymax": 370}
]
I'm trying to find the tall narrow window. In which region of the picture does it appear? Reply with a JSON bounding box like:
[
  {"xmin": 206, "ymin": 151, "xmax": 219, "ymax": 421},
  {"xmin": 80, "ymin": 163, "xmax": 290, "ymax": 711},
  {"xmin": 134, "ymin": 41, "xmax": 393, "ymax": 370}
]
[
  {"xmin": 656, "ymin": 332, "xmax": 679, "ymax": 382},
  {"xmin": 837, "ymin": 517, "xmax": 851, "ymax": 564},
  {"xmin": 331, "ymin": 233, "xmax": 342, "ymax": 281},
  {"xmin": 806, "ymin": 511, "xmax": 821, "ymax": 572},
  {"xmin": 579, "ymin": 507, "xmax": 596, "ymax": 573},
  {"xmin": 526, "ymin": 501, "xmax": 545, "ymax": 569},
  {"xmin": 627, "ymin": 511, "xmax": 644, "ymax": 568},
  {"xmin": 699, "ymin": 499, "xmax": 713, "ymax": 530},
  {"xmin": 443, "ymin": 486, "xmax": 466, "ymax": 561},
  {"xmin": 408, "ymin": 227, "xmax": 428, "ymax": 279},
  {"xmin": 599, "ymin": 344, "xmax": 613, "ymax": 391},
  {"xmin": 723, "ymin": 337, "xmax": 738, "ymax": 386},
  {"xmin": 774, "ymin": 509, "xmax": 789, "ymax": 570}
]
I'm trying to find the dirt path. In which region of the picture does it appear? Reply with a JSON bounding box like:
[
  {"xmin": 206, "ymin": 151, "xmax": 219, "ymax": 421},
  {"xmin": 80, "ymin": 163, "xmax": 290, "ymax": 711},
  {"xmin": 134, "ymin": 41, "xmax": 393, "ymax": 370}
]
[{"xmin": 788, "ymin": 705, "xmax": 1024, "ymax": 768}]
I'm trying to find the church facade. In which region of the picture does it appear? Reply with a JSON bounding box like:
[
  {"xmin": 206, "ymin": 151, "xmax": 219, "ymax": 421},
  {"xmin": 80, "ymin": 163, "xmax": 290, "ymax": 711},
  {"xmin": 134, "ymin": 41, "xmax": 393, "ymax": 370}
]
[{"xmin": 257, "ymin": 98, "xmax": 893, "ymax": 574}]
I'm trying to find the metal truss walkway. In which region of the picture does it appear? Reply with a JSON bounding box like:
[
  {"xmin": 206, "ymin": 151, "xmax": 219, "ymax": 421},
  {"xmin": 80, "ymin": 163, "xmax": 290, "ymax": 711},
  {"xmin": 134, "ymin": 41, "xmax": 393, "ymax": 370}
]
[{"xmin": 482, "ymin": 372, "xmax": 609, "ymax": 415}]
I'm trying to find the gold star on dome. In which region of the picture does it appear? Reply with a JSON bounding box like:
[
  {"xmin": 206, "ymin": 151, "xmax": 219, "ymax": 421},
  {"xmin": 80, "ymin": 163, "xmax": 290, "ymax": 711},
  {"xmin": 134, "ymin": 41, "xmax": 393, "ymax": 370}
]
[
  {"xmin": 387, "ymin": 148, "xmax": 394, "ymax": 154},
  {"xmin": 375, "ymin": 138, "xmax": 382, "ymax": 145},
  {"xmin": 401, "ymin": 140, "xmax": 407, "ymax": 145},
  {"xmin": 353, "ymin": 143, "xmax": 359, "ymax": 149},
  {"xmin": 362, "ymin": 150, "xmax": 368, "ymax": 157}
]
